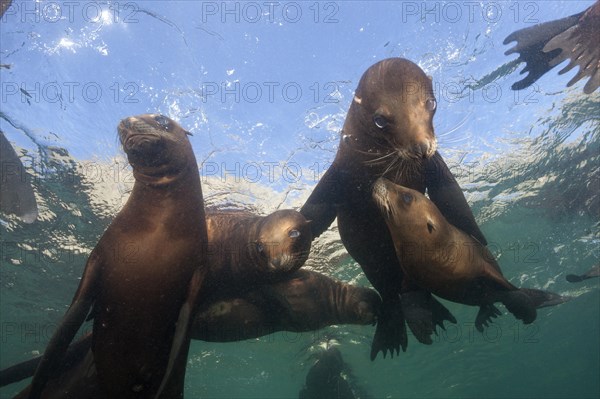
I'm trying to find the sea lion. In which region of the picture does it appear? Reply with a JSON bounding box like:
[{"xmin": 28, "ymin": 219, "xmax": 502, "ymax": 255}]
[
  {"xmin": 28, "ymin": 114, "xmax": 209, "ymax": 399},
  {"xmin": 372, "ymin": 177, "xmax": 569, "ymax": 330},
  {"xmin": 0, "ymin": 0, "xmax": 13, "ymax": 19},
  {"xmin": 504, "ymin": 0, "xmax": 600, "ymax": 93},
  {"xmin": 2, "ymin": 270, "xmax": 381, "ymax": 397},
  {"xmin": 0, "ymin": 131, "xmax": 38, "ymax": 223},
  {"xmin": 204, "ymin": 209, "xmax": 312, "ymax": 298},
  {"xmin": 194, "ymin": 269, "xmax": 380, "ymax": 341},
  {"xmin": 299, "ymin": 346, "xmax": 356, "ymax": 399},
  {"xmin": 300, "ymin": 57, "xmax": 487, "ymax": 359},
  {"xmin": 566, "ymin": 265, "xmax": 600, "ymax": 282}
]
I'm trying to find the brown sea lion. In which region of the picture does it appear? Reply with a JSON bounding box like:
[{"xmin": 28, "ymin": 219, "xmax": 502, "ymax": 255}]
[
  {"xmin": 300, "ymin": 57, "xmax": 487, "ymax": 359},
  {"xmin": 372, "ymin": 177, "xmax": 569, "ymax": 330},
  {"xmin": 504, "ymin": 0, "xmax": 600, "ymax": 93},
  {"xmin": 566, "ymin": 265, "xmax": 600, "ymax": 282},
  {"xmin": 28, "ymin": 114, "xmax": 209, "ymax": 399},
  {"xmin": 204, "ymin": 209, "xmax": 312, "ymax": 297},
  {"xmin": 194, "ymin": 269, "xmax": 380, "ymax": 341},
  {"xmin": 0, "ymin": 0, "xmax": 13, "ymax": 19},
  {"xmin": 2, "ymin": 270, "xmax": 381, "ymax": 397}
]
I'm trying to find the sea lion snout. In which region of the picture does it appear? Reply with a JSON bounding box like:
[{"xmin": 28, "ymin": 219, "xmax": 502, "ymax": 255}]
[
  {"xmin": 399, "ymin": 134, "xmax": 436, "ymax": 160},
  {"xmin": 118, "ymin": 116, "xmax": 163, "ymax": 153}
]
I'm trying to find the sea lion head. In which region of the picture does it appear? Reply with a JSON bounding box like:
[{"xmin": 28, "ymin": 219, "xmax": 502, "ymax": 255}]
[
  {"xmin": 118, "ymin": 114, "xmax": 195, "ymax": 183},
  {"xmin": 372, "ymin": 177, "xmax": 445, "ymax": 246},
  {"xmin": 254, "ymin": 210, "xmax": 312, "ymax": 274},
  {"xmin": 349, "ymin": 58, "xmax": 437, "ymax": 164}
]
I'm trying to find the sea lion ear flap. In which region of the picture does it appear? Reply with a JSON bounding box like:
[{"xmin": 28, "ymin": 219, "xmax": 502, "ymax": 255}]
[
  {"xmin": 185, "ymin": 131, "xmax": 193, "ymax": 136},
  {"xmin": 304, "ymin": 219, "xmax": 313, "ymax": 226},
  {"xmin": 426, "ymin": 219, "xmax": 436, "ymax": 233}
]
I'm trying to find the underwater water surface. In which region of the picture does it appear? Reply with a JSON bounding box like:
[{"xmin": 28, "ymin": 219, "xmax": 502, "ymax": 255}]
[{"xmin": 0, "ymin": 1, "xmax": 599, "ymax": 398}]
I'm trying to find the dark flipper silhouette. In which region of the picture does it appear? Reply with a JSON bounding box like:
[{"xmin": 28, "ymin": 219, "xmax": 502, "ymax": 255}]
[
  {"xmin": 0, "ymin": 131, "xmax": 38, "ymax": 223},
  {"xmin": 475, "ymin": 304, "xmax": 502, "ymax": 333},
  {"xmin": 300, "ymin": 164, "xmax": 344, "ymax": 239},
  {"xmin": 370, "ymin": 296, "xmax": 406, "ymax": 360},
  {"xmin": 566, "ymin": 265, "xmax": 600, "ymax": 282},
  {"xmin": 402, "ymin": 290, "xmax": 457, "ymax": 344},
  {"xmin": 0, "ymin": 333, "xmax": 92, "ymax": 388},
  {"xmin": 27, "ymin": 251, "xmax": 100, "ymax": 399},
  {"xmin": 520, "ymin": 287, "xmax": 572, "ymax": 307},
  {"xmin": 504, "ymin": 1, "xmax": 599, "ymax": 93}
]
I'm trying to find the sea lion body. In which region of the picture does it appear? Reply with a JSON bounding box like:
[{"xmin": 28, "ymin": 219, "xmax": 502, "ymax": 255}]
[
  {"xmin": 372, "ymin": 178, "xmax": 568, "ymax": 330},
  {"xmin": 299, "ymin": 347, "xmax": 356, "ymax": 399},
  {"xmin": 301, "ymin": 58, "xmax": 487, "ymax": 358},
  {"xmin": 193, "ymin": 269, "xmax": 380, "ymax": 341},
  {"xmin": 3, "ymin": 271, "xmax": 381, "ymax": 397},
  {"xmin": 29, "ymin": 115, "xmax": 208, "ymax": 399},
  {"xmin": 204, "ymin": 209, "xmax": 312, "ymax": 297}
]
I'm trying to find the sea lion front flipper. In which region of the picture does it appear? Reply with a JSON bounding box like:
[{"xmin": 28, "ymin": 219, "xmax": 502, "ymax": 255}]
[
  {"xmin": 475, "ymin": 304, "xmax": 502, "ymax": 332},
  {"xmin": 300, "ymin": 165, "xmax": 345, "ymax": 239},
  {"xmin": 29, "ymin": 252, "xmax": 101, "ymax": 399},
  {"xmin": 425, "ymin": 152, "xmax": 487, "ymax": 246},
  {"xmin": 0, "ymin": 131, "xmax": 38, "ymax": 223},
  {"xmin": 154, "ymin": 266, "xmax": 207, "ymax": 399},
  {"xmin": 402, "ymin": 291, "xmax": 434, "ymax": 345},
  {"xmin": 0, "ymin": 333, "xmax": 93, "ymax": 388},
  {"xmin": 403, "ymin": 291, "xmax": 457, "ymax": 344},
  {"xmin": 500, "ymin": 290, "xmax": 537, "ymax": 325},
  {"xmin": 370, "ymin": 297, "xmax": 407, "ymax": 360},
  {"xmin": 503, "ymin": 11, "xmax": 585, "ymax": 90}
]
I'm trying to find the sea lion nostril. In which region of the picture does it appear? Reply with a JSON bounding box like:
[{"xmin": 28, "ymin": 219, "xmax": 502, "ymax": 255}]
[{"xmin": 412, "ymin": 143, "xmax": 429, "ymax": 158}]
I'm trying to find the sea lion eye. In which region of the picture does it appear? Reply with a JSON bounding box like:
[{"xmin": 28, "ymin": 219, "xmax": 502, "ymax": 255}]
[
  {"xmin": 288, "ymin": 229, "xmax": 300, "ymax": 238},
  {"xmin": 425, "ymin": 98, "xmax": 437, "ymax": 112},
  {"xmin": 401, "ymin": 193, "xmax": 413, "ymax": 204},
  {"xmin": 373, "ymin": 115, "xmax": 388, "ymax": 129},
  {"xmin": 154, "ymin": 115, "xmax": 171, "ymax": 129}
]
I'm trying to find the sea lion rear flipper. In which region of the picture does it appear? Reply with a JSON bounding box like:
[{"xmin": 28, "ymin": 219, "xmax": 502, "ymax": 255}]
[
  {"xmin": 519, "ymin": 288, "xmax": 571, "ymax": 308},
  {"xmin": 565, "ymin": 274, "xmax": 584, "ymax": 282},
  {"xmin": 500, "ymin": 290, "xmax": 536, "ymax": 325},
  {"xmin": 425, "ymin": 152, "xmax": 487, "ymax": 246},
  {"xmin": 370, "ymin": 297, "xmax": 407, "ymax": 361},
  {"xmin": 475, "ymin": 304, "xmax": 502, "ymax": 332},
  {"xmin": 566, "ymin": 265, "xmax": 600, "ymax": 282},
  {"xmin": 300, "ymin": 165, "xmax": 345, "ymax": 239},
  {"xmin": 503, "ymin": 11, "xmax": 585, "ymax": 90},
  {"xmin": 154, "ymin": 266, "xmax": 207, "ymax": 399},
  {"xmin": 28, "ymin": 252, "xmax": 101, "ymax": 399},
  {"xmin": 402, "ymin": 291, "xmax": 456, "ymax": 344},
  {"xmin": 429, "ymin": 295, "xmax": 457, "ymax": 330}
]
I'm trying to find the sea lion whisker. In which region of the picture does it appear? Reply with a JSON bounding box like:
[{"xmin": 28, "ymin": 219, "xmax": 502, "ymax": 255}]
[
  {"xmin": 381, "ymin": 155, "xmax": 402, "ymax": 177},
  {"xmin": 364, "ymin": 151, "xmax": 397, "ymax": 165}
]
